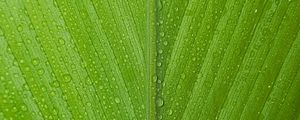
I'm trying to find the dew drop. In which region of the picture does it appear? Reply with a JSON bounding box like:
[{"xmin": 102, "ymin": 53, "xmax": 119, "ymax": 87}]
[
  {"xmin": 32, "ymin": 58, "xmax": 39, "ymax": 66},
  {"xmin": 114, "ymin": 97, "xmax": 121, "ymax": 104},
  {"xmin": 58, "ymin": 38, "xmax": 65, "ymax": 45},
  {"xmin": 51, "ymin": 81, "xmax": 60, "ymax": 88},
  {"xmin": 38, "ymin": 68, "xmax": 45, "ymax": 75},
  {"xmin": 21, "ymin": 105, "xmax": 27, "ymax": 111},
  {"xmin": 163, "ymin": 41, "xmax": 168, "ymax": 45},
  {"xmin": 153, "ymin": 75, "xmax": 158, "ymax": 82},
  {"xmin": 158, "ymin": 49, "xmax": 163, "ymax": 54},
  {"xmin": 157, "ymin": 62, "xmax": 162, "ymax": 67},
  {"xmin": 20, "ymin": 59, "xmax": 25, "ymax": 63},
  {"xmin": 87, "ymin": 102, "xmax": 92, "ymax": 106},
  {"xmin": 63, "ymin": 74, "xmax": 72, "ymax": 83},
  {"xmin": 192, "ymin": 57, "xmax": 196, "ymax": 61},
  {"xmin": 156, "ymin": 97, "xmax": 164, "ymax": 107},
  {"xmin": 181, "ymin": 73, "xmax": 186, "ymax": 79},
  {"xmin": 168, "ymin": 109, "xmax": 173, "ymax": 115},
  {"xmin": 160, "ymin": 32, "xmax": 165, "ymax": 37},
  {"xmin": 207, "ymin": 25, "xmax": 210, "ymax": 29},
  {"xmin": 17, "ymin": 25, "xmax": 23, "ymax": 31}
]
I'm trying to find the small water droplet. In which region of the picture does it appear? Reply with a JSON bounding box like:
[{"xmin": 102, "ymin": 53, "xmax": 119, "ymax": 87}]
[
  {"xmin": 38, "ymin": 68, "xmax": 45, "ymax": 75},
  {"xmin": 63, "ymin": 74, "xmax": 72, "ymax": 83},
  {"xmin": 51, "ymin": 81, "xmax": 60, "ymax": 88},
  {"xmin": 17, "ymin": 25, "xmax": 23, "ymax": 31},
  {"xmin": 168, "ymin": 109, "xmax": 173, "ymax": 115},
  {"xmin": 58, "ymin": 38, "xmax": 65, "ymax": 45},
  {"xmin": 156, "ymin": 97, "xmax": 164, "ymax": 107},
  {"xmin": 157, "ymin": 62, "xmax": 162, "ymax": 67},
  {"xmin": 87, "ymin": 102, "xmax": 92, "ymax": 106},
  {"xmin": 207, "ymin": 25, "xmax": 210, "ymax": 29},
  {"xmin": 181, "ymin": 74, "xmax": 186, "ymax": 79},
  {"xmin": 21, "ymin": 105, "xmax": 27, "ymax": 111},
  {"xmin": 158, "ymin": 49, "xmax": 163, "ymax": 54},
  {"xmin": 254, "ymin": 9, "xmax": 258, "ymax": 13},
  {"xmin": 160, "ymin": 32, "xmax": 165, "ymax": 37},
  {"xmin": 114, "ymin": 97, "xmax": 121, "ymax": 103},
  {"xmin": 192, "ymin": 57, "xmax": 196, "ymax": 61},
  {"xmin": 20, "ymin": 59, "xmax": 25, "ymax": 63},
  {"xmin": 163, "ymin": 41, "xmax": 168, "ymax": 45},
  {"xmin": 153, "ymin": 75, "xmax": 157, "ymax": 82},
  {"xmin": 32, "ymin": 58, "xmax": 39, "ymax": 66}
]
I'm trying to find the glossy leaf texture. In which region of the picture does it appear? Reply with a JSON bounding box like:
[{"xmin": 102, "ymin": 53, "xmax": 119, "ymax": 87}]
[
  {"xmin": 157, "ymin": 0, "xmax": 300, "ymax": 120},
  {"xmin": 0, "ymin": 0, "xmax": 156, "ymax": 119},
  {"xmin": 0, "ymin": 0, "xmax": 300, "ymax": 120}
]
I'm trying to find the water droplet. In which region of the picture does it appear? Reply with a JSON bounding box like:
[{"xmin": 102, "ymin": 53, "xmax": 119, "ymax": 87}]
[
  {"xmin": 32, "ymin": 58, "xmax": 39, "ymax": 66},
  {"xmin": 153, "ymin": 75, "xmax": 157, "ymax": 82},
  {"xmin": 158, "ymin": 49, "xmax": 163, "ymax": 54},
  {"xmin": 17, "ymin": 25, "xmax": 23, "ymax": 31},
  {"xmin": 157, "ymin": 62, "xmax": 162, "ymax": 67},
  {"xmin": 87, "ymin": 102, "xmax": 92, "ymax": 106},
  {"xmin": 254, "ymin": 9, "xmax": 258, "ymax": 13},
  {"xmin": 192, "ymin": 57, "xmax": 196, "ymax": 61},
  {"xmin": 181, "ymin": 74, "xmax": 186, "ymax": 79},
  {"xmin": 168, "ymin": 109, "xmax": 173, "ymax": 115},
  {"xmin": 51, "ymin": 81, "xmax": 60, "ymax": 88},
  {"xmin": 58, "ymin": 38, "xmax": 65, "ymax": 45},
  {"xmin": 38, "ymin": 68, "xmax": 45, "ymax": 75},
  {"xmin": 114, "ymin": 97, "xmax": 121, "ymax": 103},
  {"xmin": 163, "ymin": 41, "xmax": 168, "ymax": 45},
  {"xmin": 160, "ymin": 32, "xmax": 165, "ymax": 37},
  {"xmin": 21, "ymin": 105, "xmax": 27, "ymax": 111},
  {"xmin": 20, "ymin": 59, "xmax": 25, "ymax": 63},
  {"xmin": 156, "ymin": 97, "xmax": 164, "ymax": 107},
  {"xmin": 207, "ymin": 25, "xmax": 210, "ymax": 29},
  {"xmin": 63, "ymin": 74, "xmax": 72, "ymax": 83}
]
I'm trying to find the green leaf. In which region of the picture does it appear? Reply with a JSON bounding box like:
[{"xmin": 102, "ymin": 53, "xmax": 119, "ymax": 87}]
[{"xmin": 0, "ymin": 0, "xmax": 299, "ymax": 120}]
